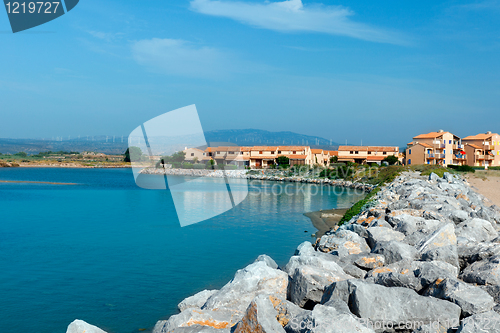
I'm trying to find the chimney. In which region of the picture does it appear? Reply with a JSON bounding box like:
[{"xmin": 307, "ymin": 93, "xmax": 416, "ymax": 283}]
[
  {"xmin": 486, "ymin": 131, "xmax": 492, "ymax": 134},
  {"xmin": 438, "ymin": 129, "xmax": 444, "ymax": 133}
]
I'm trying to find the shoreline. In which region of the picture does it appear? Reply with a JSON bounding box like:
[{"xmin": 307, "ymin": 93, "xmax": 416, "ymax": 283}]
[
  {"xmin": 141, "ymin": 168, "xmax": 376, "ymax": 192},
  {"xmin": 304, "ymin": 208, "xmax": 349, "ymax": 238}
]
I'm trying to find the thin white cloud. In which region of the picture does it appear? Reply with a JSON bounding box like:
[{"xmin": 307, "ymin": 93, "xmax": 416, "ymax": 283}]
[
  {"xmin": 190, "ymin": 0, "xmax": 407, "ymax": 45},
  {"xmin": 131, "ymin": 38, "xmax": 232, "ymax": 78}
]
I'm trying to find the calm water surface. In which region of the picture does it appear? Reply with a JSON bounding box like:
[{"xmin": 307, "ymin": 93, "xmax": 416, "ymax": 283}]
[{"xmin": 0, "ymin": 168, "xmax": 365, "ymax": 333}]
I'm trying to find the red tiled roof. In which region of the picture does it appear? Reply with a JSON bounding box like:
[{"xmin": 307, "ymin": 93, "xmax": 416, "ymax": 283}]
[
  {"xmin": 463, "ymin": 133, "xmax": 497, "ymax": 140},
  {"xmin": 338, "ymin": 146, "xmax": 398, "ymax": 152},
  {"xmin": 311, "ymin": 149, "xmax": 323, "ymax": 154},
  {"xmin": 287, "ymin": 155, "xmax": 307, "ymax": 160},
  {"xmin": 413, "ymin": 132, "xmax": 448, "ymax": 139}
]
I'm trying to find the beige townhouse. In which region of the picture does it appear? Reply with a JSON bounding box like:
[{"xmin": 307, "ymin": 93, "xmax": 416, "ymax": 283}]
[
  {"xmin": 462, "ymin": 132, "xmax": 500, "ymax": 167},
  {"xmin": 406, "ymin": 130, "xmax": 465, "ymax": 167},
  {"xmin": 337, "ymin": 146, "xmax": 399, "ymax": 165}
]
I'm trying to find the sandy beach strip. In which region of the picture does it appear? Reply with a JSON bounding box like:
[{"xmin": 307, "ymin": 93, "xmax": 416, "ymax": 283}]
[
  {"xmin": 466, "ymin": 172, "xmax": 500, "ymax": 207},
  {"xmin": 304, "ymin": 208, "xmax": 348, "ymax": 238}
]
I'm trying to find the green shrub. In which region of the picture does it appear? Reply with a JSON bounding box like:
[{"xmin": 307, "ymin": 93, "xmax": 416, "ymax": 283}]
[
  {"xmin": 182, "ymin": 162, "xmax": 193, "ymax": 169},
  {"xmin": 224, "ymin": 164, "xmax": 238, "ymax": 170},
  {"xmin": 193, "ymin": 163, "xmax": 205, "ymax": 169},
  {"xmin": 448, "ymin": 165, "xmax": 475, "ymax": 173}
]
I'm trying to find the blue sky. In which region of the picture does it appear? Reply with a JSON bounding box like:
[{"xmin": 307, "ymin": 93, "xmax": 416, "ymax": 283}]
[{"xmin": 0, "ymin": 0, "xmax": 499, "ymax": 145}]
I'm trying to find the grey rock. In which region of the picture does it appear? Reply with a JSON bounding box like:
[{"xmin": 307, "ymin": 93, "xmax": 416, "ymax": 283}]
[
  {"xmin": 255, "ymin": 254, "xmax": 279, "ymax": 269},
  {"xmin": 66, "ymin": 320, "xmax": 107, "ymax": 333},
  {"xmin": 203, "ymin": 261, "xmax": 288, "ymax": 316},
  {"xmin": 413, "ymin": 261, "xmax": 458, "ymax": 289},
  {"xmin": 412, "ymin": 323, "xmax": 452, "ymax": 333},
  {"xmin": 458, "ymin": 242, "xmax": 500, "ymax": 269},
  {"xmin": 233, "ymin": 294, "xmax": 286, "ymax": 333},
  {"xmin": 421, "ymin": 245, "xmax": 460, "ymax": 268},
  {"xmin": 371, "ymin": 240, "xmax": 418, "ymax": 265},
  {"xmin": 448, "ymin": 210, "xmax": 469, "ymax": 224},
  {"xmin": 366, "ymin": 227, "xmax": 405, "ymax": 248},
  {"xmin": 353, "ymin": 254, "xmax": 385, "ymax": 270},
  {"xmin": 456, "ymin": 311, "xmax": 500, "ymax": 333},
  {"xmin": 178, "ymin": 290, "xmax": 218, "ymax": 312},
  {"xmin": 284, "ymin": 303, "xmax": 375, "ymax": 333},
  {"xmin": 416, "ymin": 224, "xmax": 457, "ymax": 253},
  {"xmin": 429, "ymin": 173, "xmax": 440, "ymax": 181},
  {"xmin": 460, "ymin": 255, "xmax": 500, "ymax": 285},
  {"xmin": 423, "ymin": 278, "xmax": 494, "ymax": 317},
  {"xmin": 288, "ymin": 261, "xmax": 352, "ymax": 308},
  {"xmin": 317, "ymin": 230, "xmax": 370, "ymax": 257},
  {"xmin": 153, "ymin": 308, "xmax": 234, "ymax": 333},
  {"xmin": 349, "ymin": 281, "xmax": 461, "ymax": 332},
  {"xmin": 456, "ymin": 218, "xmax": 498, "ymax": 243},
  {"xmin": 482, "ymin": 285, "xmax": 500, "ymax": 303}
]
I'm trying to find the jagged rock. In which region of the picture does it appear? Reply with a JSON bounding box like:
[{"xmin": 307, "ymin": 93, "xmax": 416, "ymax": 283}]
[
  {"xmin": 371, "ymin": 240, "xmax": 418, "ymax": 265},
  {"xmin": 482, "ymin": 285, "xmax": 500, "ymax": 303},
  {"xmin": 255, "ymin": 255, "xmax": 279, "ymax": 269},
  {"xmin": 412, "ymin": 323, "xmax": 452, "ymax": 332},
  {"xmin": 413, "ymin": 261, "xmax": 458, "ymax": 289},
  {"xmin": 178, "ymin": 290, "xmax": 218, "ymax": 312},
  {"xmin": 460, "ymin": 255, "xmax": 500, "ymax": 285},
  {"xmin": 353, "ymin": 254, "xmax": 385, "ymax": 270},
  {"xmin": 423, "ymin": 278, "xmax": 494, "ymax": 317},
  {"xmin": 349, "ymin": 281, "xmax": 461, "ymax": 332},
  {"xmin": 202, "ymin": 261, "xmax": 288, "ymax": 317},
  {"xmin": 366, "ymin": 227, "xmax": 405, "ymax": 248},
  {"xmin": 233, "ymin": 295, "xmax": 286, "ymax": 333},
  {"xmin": 448, "ymin": 210, "xmax": 469, "ymax": 224},
  {"xmin": 421, "ymin": 245, "xmax": 460, "ymax": 268},
  {"xmin": 66, "ymin": 320, "xmax": 107, "ymax": 333},
  {"xmin": 429, "ymin": 173, "xmax": 440, "ymax": 182},
  {"xmin": 456, "ymin": 311, "xmax": 500, "ymax": 332},
  {"xmin": 317, "ymin": 230, "xmax": 370, "ymax": 257},
  {"xmin": 416, "ymin": 223, "xmax": 457, "ymax": 253},
  {"xmin": 284, "ymin": 303, "xmax": 375, "ymax": 333},
  {"xmin": 153, "ymin": 308, "xmax": 233, "ymax": 333},
  {"xmin": 288, "ymin": 262, "xmax": 352, "ymax": 308},
  {"xmin": 321, "ymin": 279, "xmax": 357, "ymax": 305},
  {"xmin": 455, "ymin": 218, "xmax": 498, "ymax": 243},
  {"xmin": 458, "ymin": 242, "xmax": 500, "ymax": 269}
]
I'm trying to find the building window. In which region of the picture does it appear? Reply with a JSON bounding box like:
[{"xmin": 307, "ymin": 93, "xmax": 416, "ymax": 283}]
[
  {"xmin": 355, "ymin": 151, "xmax": 359, "ymax": 154},
  {"xmin": 383, "ymin": 152, "xmax": 387, "ymax": 155},
  {"xmin": 259, "ymin": 151, "xmax": 263, "ymax": 154},
  {"xmin": 444, "ymin": 150, "xmax": 446, "ymax": 154},
  {"xmin": 293, "ymin": 151, "xmax": 296, "ymax": 154},
  {"xmin": 229, "ymin": 152, "xmax": 234, "ymax": 154},
  {"xmin": 368, "ymin": 151, "xmax": 372, "ymax": 155},
  {"xmin": 278, "ymin": 151, "xmax": 281, "ymax": 154},
  {"xmin": 271, "ymin": 151, "xmax": 275, "ymax": 154},
  {"xmin": 350, "ymin": 151, "xmax": 353, "ymax": 154},
  {"xmin": 449, "ymin": 140, "xmax": 452, "ymax": 144},
  {"xmin": 191, "ymin": 153, "xmax": 194, "ymax": 156},
  {"xmin": 409, "ymin": 159, "xmax": 411, "ymax": 164},
  {"xmin": 409, "ymin": 149, "xmax": 412, "ymax": 154}
]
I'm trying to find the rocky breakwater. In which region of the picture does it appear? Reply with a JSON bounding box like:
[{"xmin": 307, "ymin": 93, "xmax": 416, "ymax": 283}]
[
  {"xmin": 141, "ymin": 168, "xmax": 375, "ymax": 192},
  {"xmin": 66, "ymin": 171, "xmax": 500, "ymax": 333}
]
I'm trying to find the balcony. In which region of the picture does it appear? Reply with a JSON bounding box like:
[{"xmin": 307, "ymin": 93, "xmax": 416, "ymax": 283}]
[
  {"xmin": 427, "ymin": 153, "xmax": 444, "ymax": 159},
  {"xmin": 477, "ymin": 155, "xmax": 494, "ymax": 160},
  {"xmin": 454, "ymin": 154, "xmax": 467, "ymax": 160},
  {"xmin": 453, "ymin": 144, "xmax": 464, "ymax": 150}
]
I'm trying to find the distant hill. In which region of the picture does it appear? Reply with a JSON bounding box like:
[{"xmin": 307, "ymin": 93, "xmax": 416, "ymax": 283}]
[
  {"xmin": 205, "ymin": 129, "xmax": 339, "ymax": 149},
  {"xmin": 0, "ymin": 130, "xmax": 340, "ymax": 155}
]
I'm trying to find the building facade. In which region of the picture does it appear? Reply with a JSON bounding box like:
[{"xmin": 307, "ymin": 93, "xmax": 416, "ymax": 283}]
[
  {"xmin": 462, "ymin": 132, "xmax": 500, "ymax": 167},
  {"xmin": 406, "ymin": 130, "xmax": 466, "ymax": 167},
  {"xmin": 337, "ymin": 146, "xmax": 399, "ymax": 165}
]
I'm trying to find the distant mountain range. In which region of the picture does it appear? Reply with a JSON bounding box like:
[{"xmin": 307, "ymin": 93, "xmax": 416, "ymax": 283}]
[{"xmin": 0, "ymin": 129, "xmax": 340, "ymax": 155}]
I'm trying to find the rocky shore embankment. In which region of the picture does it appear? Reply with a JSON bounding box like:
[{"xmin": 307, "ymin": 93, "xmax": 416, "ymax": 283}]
[
  {"xmin": 68, "ymin": 171, "xmax": 500, "ymax": 333},
  {"xmin": 141, "ymin": 168, "xmax": 375, "ymax": 192}
]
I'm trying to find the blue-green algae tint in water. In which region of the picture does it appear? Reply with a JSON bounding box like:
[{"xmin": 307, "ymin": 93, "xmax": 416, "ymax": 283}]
[{"xmin": 0, "ymin": 168, "xmax": 365, "ymax": 333}]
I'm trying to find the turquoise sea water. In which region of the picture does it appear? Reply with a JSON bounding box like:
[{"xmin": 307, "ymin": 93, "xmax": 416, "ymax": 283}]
[{"xmin": 0, "ymin": 168, "xmax": 365, "ymax": 333}]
